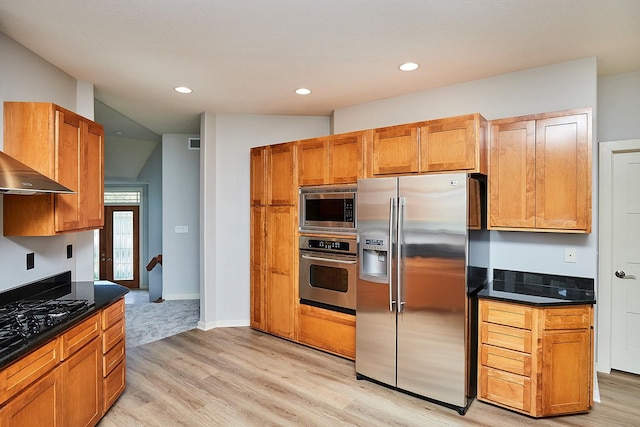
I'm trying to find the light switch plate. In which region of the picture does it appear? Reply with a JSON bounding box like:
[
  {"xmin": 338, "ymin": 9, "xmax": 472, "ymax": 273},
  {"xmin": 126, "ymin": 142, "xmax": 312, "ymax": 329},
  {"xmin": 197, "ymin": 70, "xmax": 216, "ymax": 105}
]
[{"xmin": 175, "ymin": 225, "xmax": 189, "ymax": 234}]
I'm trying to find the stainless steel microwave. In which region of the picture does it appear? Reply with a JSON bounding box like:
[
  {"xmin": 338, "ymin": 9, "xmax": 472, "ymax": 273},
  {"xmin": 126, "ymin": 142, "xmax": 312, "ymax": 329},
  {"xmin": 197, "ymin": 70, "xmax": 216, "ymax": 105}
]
[{"xmin": 299, "ymin": 185, "xmax": 356, "ymax": 234}]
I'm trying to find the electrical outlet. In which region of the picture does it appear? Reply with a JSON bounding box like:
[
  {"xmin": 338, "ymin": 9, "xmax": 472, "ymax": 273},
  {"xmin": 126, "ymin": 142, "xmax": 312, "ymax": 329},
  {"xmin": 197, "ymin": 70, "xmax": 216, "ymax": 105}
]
[
  {"xmin": 564, "ymin": 247, "xmax": 576, "ymax": 263},
  {"xmin": 26, "ymin": 252, "xmax": 35, "ymax": 270},
  {"xmin": 67, "ymin": 244, "xmax": 73, "ymax": 259}
]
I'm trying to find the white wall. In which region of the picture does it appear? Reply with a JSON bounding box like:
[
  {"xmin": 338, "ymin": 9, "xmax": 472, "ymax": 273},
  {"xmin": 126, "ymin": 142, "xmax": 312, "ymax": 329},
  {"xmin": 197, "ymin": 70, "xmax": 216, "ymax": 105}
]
[
  {"xmin": 334, "ymin": 57, "xmax": 599, "ymax": 281},
  {"xmin": 0, "ymin": 32, "xmax": 95, "ymax": 291},
  {"xmin": 138, "ymin": 143, "xmax": 163, "ymax": 299},
  {"xmin": 162, "ymin": 134, "xmax": 200, "ymax": 299},
  {"xmin": 598, "ymin": 71, "xmax": 640, "ymax": 141},
  {"xmin": 198, "ymin": 114, "xmax": 330, "ymax": 329}
]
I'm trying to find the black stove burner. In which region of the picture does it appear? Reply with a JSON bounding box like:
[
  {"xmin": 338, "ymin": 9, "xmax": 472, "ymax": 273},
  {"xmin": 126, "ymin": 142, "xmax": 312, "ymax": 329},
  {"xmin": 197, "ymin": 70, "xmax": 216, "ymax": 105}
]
[{"xmin": 0, "ymin": 299, "xmax": 93, "ymax": 360}]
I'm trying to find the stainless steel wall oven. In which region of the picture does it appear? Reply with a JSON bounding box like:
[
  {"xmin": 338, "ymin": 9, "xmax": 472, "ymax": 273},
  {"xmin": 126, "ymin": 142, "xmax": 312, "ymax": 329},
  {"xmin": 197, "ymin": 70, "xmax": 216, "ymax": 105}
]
[{"xmin": 299, "ymin": 235, "xmax": 357, "ymax": 313}]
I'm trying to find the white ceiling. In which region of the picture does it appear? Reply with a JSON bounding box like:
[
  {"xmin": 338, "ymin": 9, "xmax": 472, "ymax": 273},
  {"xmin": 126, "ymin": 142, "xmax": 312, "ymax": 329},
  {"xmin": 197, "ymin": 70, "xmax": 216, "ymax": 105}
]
[{"xmin": 1, "ymin": 0, "xmax": 640, "ymax": 137}]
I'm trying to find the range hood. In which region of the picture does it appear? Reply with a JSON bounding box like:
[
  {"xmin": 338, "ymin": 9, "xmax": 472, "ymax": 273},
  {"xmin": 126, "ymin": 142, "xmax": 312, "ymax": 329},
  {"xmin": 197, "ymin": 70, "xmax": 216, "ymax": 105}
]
[{"xmin": 0, "ymin": 151, "xmax": 74, "ymax": 195}]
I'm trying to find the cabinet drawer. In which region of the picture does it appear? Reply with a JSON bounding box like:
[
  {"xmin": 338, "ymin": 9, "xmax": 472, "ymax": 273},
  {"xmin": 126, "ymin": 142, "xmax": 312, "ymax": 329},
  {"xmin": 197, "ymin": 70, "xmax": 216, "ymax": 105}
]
[
  {"xmin": 103, "ymin": 339, "xmax": 125, "ymax": 377},
  {"xmin": 479, "ymin": 366, "xmax": 531, "ymax": 413},
  {"xmin": 103, "ymin": 361, "xmax": 126, "ymax": 413},
  {"xmin": 299, "ymin": 304, "xmax": 356, "ymax": 360},
  {"xmin": 102, "ymin": 318, "xmax": 125, "ymax": 353},
  {"xmin": 0, "ymin": 339, "xmax": 59, "ymax": 403},
  {"xmin": 480, "ymin": 344, "xmax": 532, "ymax": 377},
  {"xmin": 481, "ymin": 300, "xmax": 532, "ymax": 330},
  {"xmin": 481, "ymin": 323, "xmax": 532, "ymax": 353},
  {"xmin": 542, "ymin": 306, "xmax": 591, "ymax": 330},
  {"xmin": 60, "ymin": 313, "xmax": 100, "ymax": 360},
  {"xmin": 102, "ymin": 299, "xmax": 125, "ymax": 330}
]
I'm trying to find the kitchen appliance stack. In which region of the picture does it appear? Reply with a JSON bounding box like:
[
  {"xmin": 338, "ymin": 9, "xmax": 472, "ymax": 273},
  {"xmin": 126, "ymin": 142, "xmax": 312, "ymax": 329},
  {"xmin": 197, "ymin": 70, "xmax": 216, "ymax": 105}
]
[{"xmin": 355, "ymin": 173, "xmax": 489, "ymax": 414}]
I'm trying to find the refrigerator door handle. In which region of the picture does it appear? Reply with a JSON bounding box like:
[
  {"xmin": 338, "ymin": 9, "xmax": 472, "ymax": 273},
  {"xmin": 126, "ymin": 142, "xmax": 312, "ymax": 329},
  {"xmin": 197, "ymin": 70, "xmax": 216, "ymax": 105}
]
[
  {"xmin": 397, "ymin": 196, "xmax": 405, "ymax": 313},
  {"xmin": 388, "ymin": 197, "xmax": 396, "ymax": 312}
]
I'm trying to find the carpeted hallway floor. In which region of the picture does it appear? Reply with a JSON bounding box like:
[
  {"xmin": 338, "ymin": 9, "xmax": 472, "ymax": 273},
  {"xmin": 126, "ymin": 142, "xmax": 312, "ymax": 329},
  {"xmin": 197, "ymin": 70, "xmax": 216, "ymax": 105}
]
[{"xmin": 124, "ymin": 290, "xmax": 200, "ymax": 348}]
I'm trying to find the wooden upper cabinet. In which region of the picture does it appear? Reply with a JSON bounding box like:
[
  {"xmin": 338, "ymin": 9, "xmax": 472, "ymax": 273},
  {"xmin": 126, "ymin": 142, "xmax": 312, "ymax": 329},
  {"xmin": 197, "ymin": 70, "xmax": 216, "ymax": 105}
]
[
  {"xmin": 298, "ymin": 137, "xmax": 328, "ymax": 186},
  {"xmin": 372, "ymin": 125, "xmax": 419, "ymax": 176},
  {"xmin": 420, "ymin": 113, "xmax": 487, "ymax": 174},
  {"xmin": 488, "ymin": 108, "xmax": 592, "ymax": 233},
  {"xmin": 535, "ymin": 113, "xmax": 590, "ymax": 231},
  {"xmin": 298, "ymin": 131, "xmax": 364, "ymax": 186},
  {"xmin": 489, "ymin": 119, "xmax": 536, "ymax": 228},
  {"xmin": 250, "ymin": 146, "xmax": 267, "ymax": 206},
  {"xmin": 2, "ymin": 102, "xmax": 105, "ymax": 236},
  {"xmin": 267, "ymin": 142, "xmax": 297, "ymax": 205}
]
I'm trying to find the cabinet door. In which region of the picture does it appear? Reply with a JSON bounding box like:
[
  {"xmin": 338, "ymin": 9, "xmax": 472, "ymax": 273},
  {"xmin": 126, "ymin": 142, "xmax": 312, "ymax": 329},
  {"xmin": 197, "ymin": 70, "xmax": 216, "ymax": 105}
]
[
  {"xmin": 420, "ymin": 115, "xmax": 478, "ymax": 172},
  {"xmin": 61, "ymin": 338, "xmax": 102, "ymax": 427},
  {"xmin": 489, "ymin": 120, "xmax": 536, "ymax": 228},
  {"xmin": 81, "ymin": 120, "xmax": 105, "ymax": 229},
  {"xmin": 541, "ymin": 330, "xmax": 590, "ymax": 415},
  {"xmin": 0, "ymin": 368, "xmax": 62, "ymax": 427},
  {"xmin": 535, "ymin": 113, "xmax": 590, "ymax": 231},
  {"xmin": 267, "ymin": 143, "xmax": 297, "ymax": 205},
  {"xmin": 266, "ymin": 206, "xmax": 296, "ymax": 339},
  {"xmin": 298, "ymin": 138, "xmax": 328, "ymax": 186},
  {"xmin": 250, "ymin": 147, "xmax": 267, "ymax": 206},
  {"xmin": 54, "ymin": 108, "xmax": 82, "ymax": 232},
  {"xmin": 250, "ymin": 205, "xmax": 267, "ymax": 331},
  {"xmin": 372, "ymin": 125, "xmax": 418, "ymax": 175},
  {"xmin": 330, "ymin": 133, "xmax": 363, "ymax": 184}
]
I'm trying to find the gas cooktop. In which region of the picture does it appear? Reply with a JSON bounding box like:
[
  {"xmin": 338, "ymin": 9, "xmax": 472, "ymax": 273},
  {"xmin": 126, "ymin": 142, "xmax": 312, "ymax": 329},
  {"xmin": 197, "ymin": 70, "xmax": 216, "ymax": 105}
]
[{"xmin": 0, "ymin": 298, "xmax": 94, "ymax": 359}]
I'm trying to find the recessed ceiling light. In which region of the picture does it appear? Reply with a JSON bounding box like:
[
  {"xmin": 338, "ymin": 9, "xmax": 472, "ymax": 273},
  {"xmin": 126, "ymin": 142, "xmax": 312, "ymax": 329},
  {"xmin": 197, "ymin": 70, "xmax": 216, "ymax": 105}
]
[
  {"xmin": 113, "ymin": 131, "xmax": 124, "ymax": 135},
  {"xmin": 174, "ymin": 86, "xmax": 193, "ymax": 94},
  {"xmin": 295, "ymin": 88, "xmax": 312, "ymax": 95},
  {"xmin": 398, "ymin": 62, "xmax": 420, "ymax": 72}
]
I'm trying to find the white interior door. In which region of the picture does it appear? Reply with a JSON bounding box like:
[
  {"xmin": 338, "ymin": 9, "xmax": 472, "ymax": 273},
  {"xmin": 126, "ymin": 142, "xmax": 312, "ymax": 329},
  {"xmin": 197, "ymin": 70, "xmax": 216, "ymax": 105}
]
[{"xmin": 611, "ymin": 150, "xmax": 640, "ymax": 374}]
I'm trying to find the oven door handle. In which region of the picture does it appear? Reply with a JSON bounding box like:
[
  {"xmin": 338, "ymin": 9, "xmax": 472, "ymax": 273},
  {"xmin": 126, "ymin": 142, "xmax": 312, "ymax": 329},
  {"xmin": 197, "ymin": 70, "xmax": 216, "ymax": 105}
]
[{"xmin": 300, "ymin": 254, "xmax": 357, "ymax": 265}]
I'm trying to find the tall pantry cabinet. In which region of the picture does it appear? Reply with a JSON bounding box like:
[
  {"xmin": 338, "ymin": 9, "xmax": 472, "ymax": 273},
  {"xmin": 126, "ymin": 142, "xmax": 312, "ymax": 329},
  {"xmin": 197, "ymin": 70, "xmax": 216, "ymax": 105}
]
[
  {"xmin": 3, "ymin": 102, "xmax": 104, "ymax": 236},
  {"xmin": 250, "ymin": 143, "xmax": 298, "ymax": 340}
]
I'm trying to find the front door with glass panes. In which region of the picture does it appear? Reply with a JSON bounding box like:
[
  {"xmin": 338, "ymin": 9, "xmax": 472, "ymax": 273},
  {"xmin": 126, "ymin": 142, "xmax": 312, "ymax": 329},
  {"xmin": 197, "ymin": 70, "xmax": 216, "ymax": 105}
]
[{"xmin": 98, "ymin": 205, "xmax": 140, "ymax": 288}]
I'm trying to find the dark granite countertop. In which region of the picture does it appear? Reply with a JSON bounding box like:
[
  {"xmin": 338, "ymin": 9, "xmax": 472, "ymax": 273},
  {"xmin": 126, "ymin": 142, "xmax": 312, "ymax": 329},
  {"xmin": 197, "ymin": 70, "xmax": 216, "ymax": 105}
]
[
  {"xmin": 477, "ymin": 269, "xmax": 596, "ymax": 307},
  {"xmin": 0, "ymin": 278, "xmax": 128, "ymax": 369}
]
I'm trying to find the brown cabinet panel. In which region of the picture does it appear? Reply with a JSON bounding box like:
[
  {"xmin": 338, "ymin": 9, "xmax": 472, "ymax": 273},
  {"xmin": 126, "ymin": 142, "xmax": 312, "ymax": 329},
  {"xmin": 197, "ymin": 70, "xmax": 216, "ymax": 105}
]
[
  {"xmin": 298, "ymin": 137, "xmax": 328, "ymax": 186},
  {"xmin": 480, "ymin": 299, "xmax": 533, "ymax": 330},
  {"xmin": 61, "ymin": 337, "xmax": 102, "ymax": 427},
  {"xmin": 250, "ymin": 147, "xmax": 267, "ymax": 206},
  {"xmin": 330, "ymin": 132, "xmax": 363, "ymax": 184},
  {"xmin": 479, "ymin": 366, "xmax": 531, "ymax": 413},
  {"xmin": 266, "ymin": 206, "xmax": 296, "ymax": 339},
  {"xmin": 103, "ymin": 361, "xmax": 126, "ymax": 414},
  {"xmin": 420, "ymin": 114, "xmax": 485, "ymax": 173},
  {"xmin": 267, "ymin": 143, "xmax": 297, "ymax": 205},
  {"xmin": 372, "ymin": 125, "xmax": 419, "ymax": 175},
  {"xmin": 101, "ymin": 298, "xmax": 125, "ymax": 331},
  {"xmin": 489, "ymin": 120, "xmax": 536, "ymax": 228},
  {"xmin": 298, "ymin": 304, "xmax": 356, "ymax": 359},
  {"xmin": 250, "ymin": 205, "xmax": 266, "ymax": 331},
  {"xmin": 60, "ymin": 313, "xmax": 100, "ymax": 360},
  {"xmin": 535, "ymin": 113, "xmax": 590, "ymax": 231},
  {"xmin": 0, "ymin": 368, "xmax": 62, "ymax": 427},
  {"xmin": 103, "ymin": 339, "xmax": 125, "ymax": 377}
]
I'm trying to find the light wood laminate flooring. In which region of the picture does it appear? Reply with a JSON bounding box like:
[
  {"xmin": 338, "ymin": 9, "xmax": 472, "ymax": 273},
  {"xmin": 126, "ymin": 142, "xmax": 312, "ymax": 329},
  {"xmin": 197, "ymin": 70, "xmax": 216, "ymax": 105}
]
[{"xmin": 99, "ymin": 327, "xmax": 639, "ymax": 426}]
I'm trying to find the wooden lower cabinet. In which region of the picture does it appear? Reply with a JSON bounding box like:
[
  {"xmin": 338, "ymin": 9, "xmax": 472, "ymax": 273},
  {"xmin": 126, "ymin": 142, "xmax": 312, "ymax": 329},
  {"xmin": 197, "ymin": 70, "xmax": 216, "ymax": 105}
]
[
  {"xmin": 477, "ymin": 300, "xmax": 593, "ymax": 417},
  {"xmin": 61, "ymin": 338, "xmax": 102, "ymax": 427},
  {"xmin": 0, "ymin": 368, "xmax": 62, "ymax": 427},
  {"xmin": 298, "ymin": 305, "xmax": 355, "ymax": 360},
  {"xmin": 0, "ymin": 298, "xmax": 126, "ymax": 426}
]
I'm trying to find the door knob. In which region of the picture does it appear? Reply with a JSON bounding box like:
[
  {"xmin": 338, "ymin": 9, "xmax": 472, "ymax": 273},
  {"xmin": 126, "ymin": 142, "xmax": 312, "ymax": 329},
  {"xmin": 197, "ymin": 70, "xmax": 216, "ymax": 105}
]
[{"xmin": 615, "ymin": 270, "xmax": 636, "ymax": 279}]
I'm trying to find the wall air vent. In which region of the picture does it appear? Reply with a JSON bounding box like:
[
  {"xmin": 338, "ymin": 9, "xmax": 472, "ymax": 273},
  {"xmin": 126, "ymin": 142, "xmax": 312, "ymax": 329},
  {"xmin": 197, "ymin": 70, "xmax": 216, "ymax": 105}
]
[{"xmin": 188, "ymin": 138, "xmax": 201, "ymax": 150}]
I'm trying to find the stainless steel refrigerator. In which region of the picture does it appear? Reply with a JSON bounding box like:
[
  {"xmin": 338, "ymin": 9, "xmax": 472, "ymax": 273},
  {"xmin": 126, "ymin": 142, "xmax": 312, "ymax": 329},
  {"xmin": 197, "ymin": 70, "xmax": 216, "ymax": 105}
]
[{"xmin": 355, "ymin": 173, "xmax": 488, "ymax": 415}]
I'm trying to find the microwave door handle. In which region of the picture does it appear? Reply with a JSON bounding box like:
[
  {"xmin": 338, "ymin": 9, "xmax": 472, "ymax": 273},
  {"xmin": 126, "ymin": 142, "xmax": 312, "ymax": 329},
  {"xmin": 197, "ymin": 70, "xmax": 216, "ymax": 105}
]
[
  {"xmin": 300, "ymin": 254, "xmax": 357, "ymax": 264},
  {"xmin": 389, "ymin": 197, "xmax": 396, "ymax": 312}
]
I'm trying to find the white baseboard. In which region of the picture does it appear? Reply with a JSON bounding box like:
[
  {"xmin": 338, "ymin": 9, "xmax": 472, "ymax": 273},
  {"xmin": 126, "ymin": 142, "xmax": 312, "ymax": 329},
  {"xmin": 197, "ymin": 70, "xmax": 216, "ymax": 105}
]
[
  {"xmin": 163, "ymin": 293, "xmax": 200, "ymax": 300},
  {"xmin": 197, "ymin": 320, "xmax": 250, "ymax": 331}
]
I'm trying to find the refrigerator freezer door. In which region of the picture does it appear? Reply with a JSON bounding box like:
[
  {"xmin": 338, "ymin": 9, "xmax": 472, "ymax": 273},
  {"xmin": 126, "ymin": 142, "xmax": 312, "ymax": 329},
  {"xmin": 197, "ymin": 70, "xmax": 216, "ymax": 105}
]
[
  {"xmin": 396, "ymin": 173, "xmax": 469, "ymax": 407},
  {"xmin": 356, "ymin": 177, "xmax": 397, "ymax": 386}
]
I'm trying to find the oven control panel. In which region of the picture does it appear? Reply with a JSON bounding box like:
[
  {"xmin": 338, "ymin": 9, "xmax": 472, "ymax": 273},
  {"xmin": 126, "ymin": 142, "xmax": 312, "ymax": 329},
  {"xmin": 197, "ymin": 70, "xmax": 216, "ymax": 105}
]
[{"xmin": 300, "ymin": 236, "xmax": 356, "ymax": 254}]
